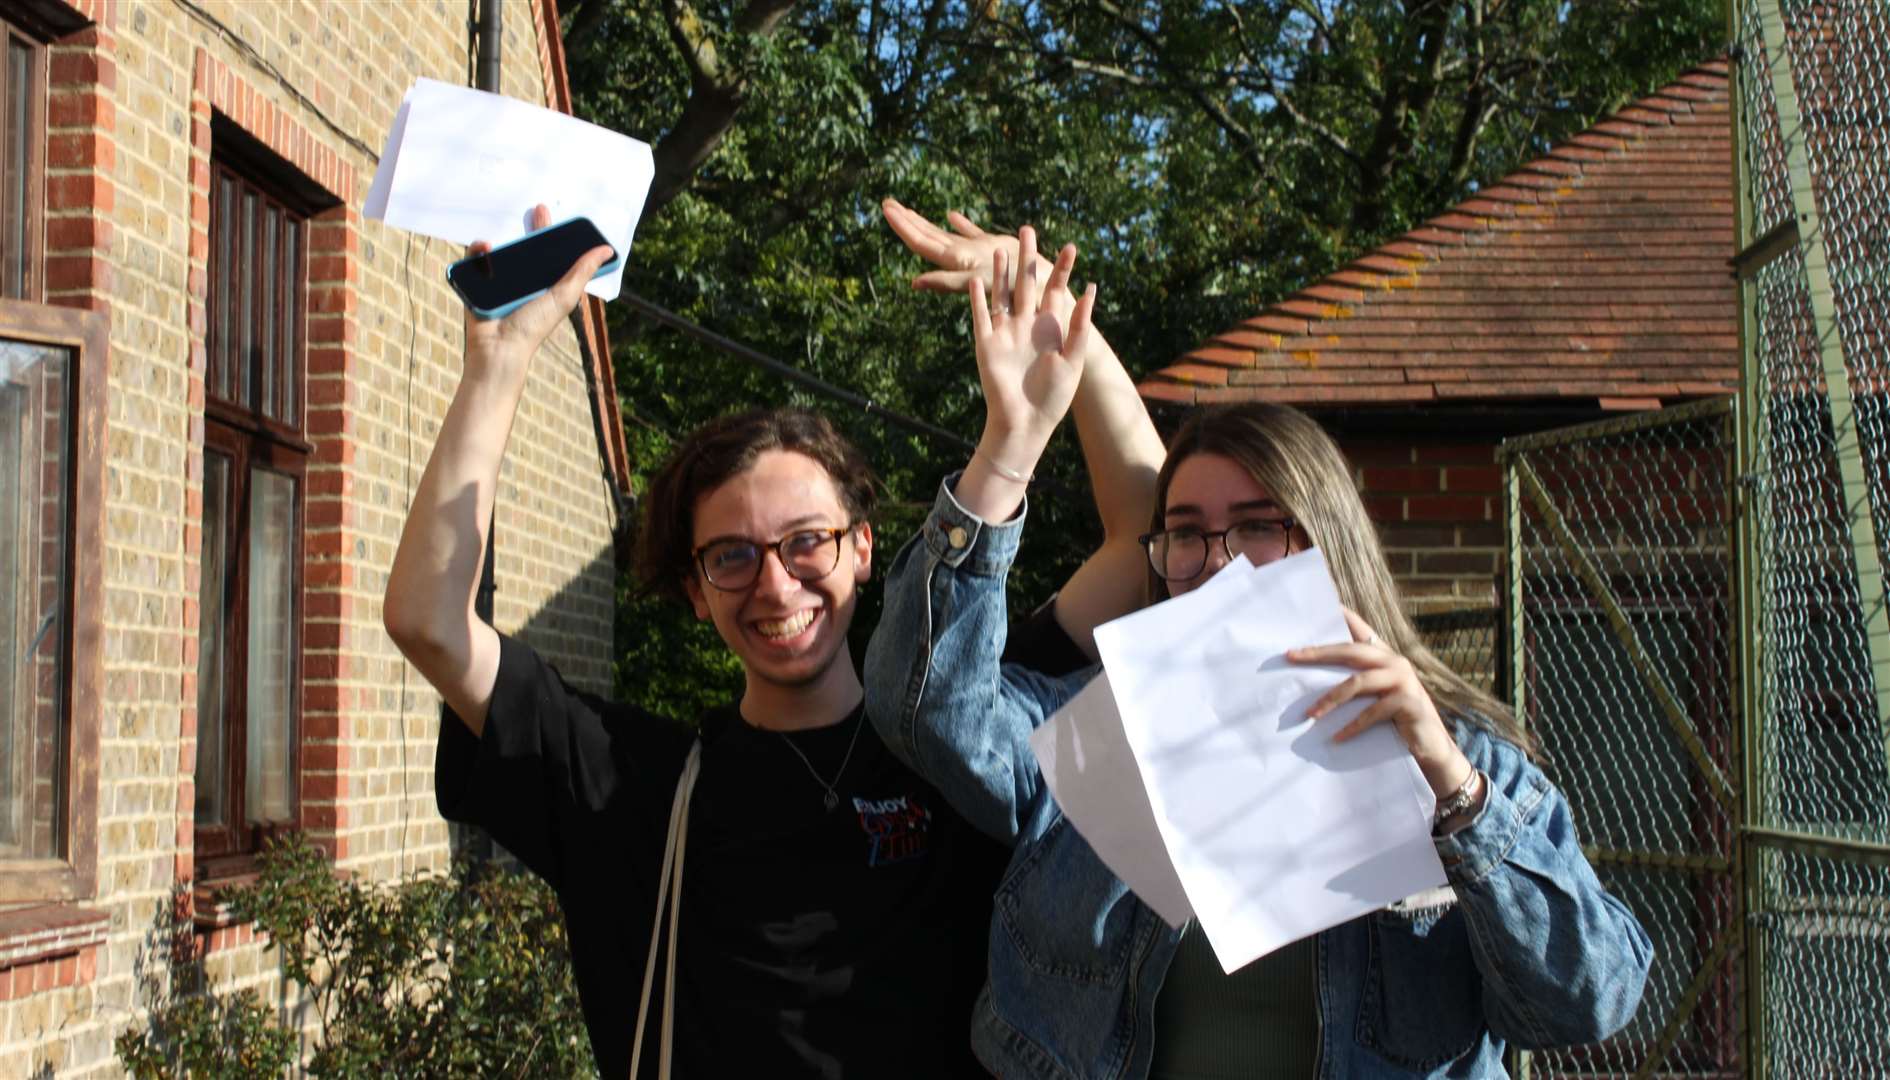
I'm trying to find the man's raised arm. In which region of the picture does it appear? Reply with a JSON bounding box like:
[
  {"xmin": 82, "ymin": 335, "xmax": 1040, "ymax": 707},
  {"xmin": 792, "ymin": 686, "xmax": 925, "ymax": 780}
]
[{"xmin": 382, "ymin": 206, "xmax": 614, "ymax": 734}]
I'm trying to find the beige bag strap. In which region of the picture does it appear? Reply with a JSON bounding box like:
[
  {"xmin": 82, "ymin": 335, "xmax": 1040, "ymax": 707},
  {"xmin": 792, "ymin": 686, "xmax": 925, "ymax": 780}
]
[{"xmin": 630, "ymin": 739, "xmax": 702, "ymax": 1080}]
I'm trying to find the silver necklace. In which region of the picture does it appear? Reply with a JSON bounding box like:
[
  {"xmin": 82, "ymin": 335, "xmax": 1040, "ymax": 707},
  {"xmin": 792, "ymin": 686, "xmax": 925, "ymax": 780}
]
[{"xmin": 777, "ymin": 710, "xmax": 864, "ymax": 812}]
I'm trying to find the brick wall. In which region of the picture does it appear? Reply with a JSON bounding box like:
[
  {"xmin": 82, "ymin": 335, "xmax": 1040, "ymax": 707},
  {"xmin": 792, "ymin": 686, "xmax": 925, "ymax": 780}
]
[
  {"xmin": 0, "ymin": 2, "xmax": 622, "ymax": 1075},
  {"xmin": 1338, "ymin": 435, "xmax": 1510, "ymax": 699},
  {"xmin": 1345, "ymin": 437, "xmax": 1506, "ymax": 615}
]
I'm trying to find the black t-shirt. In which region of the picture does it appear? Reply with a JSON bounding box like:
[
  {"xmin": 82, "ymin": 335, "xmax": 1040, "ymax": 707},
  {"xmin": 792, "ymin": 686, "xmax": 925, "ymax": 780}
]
[
  {"xmin": 1000, "ymin": 597, "xmax": 1092, "ymax": 677},
  {"xmin": 435, "ymin": 633, "xmax": 1004, "ymax": 1079}
]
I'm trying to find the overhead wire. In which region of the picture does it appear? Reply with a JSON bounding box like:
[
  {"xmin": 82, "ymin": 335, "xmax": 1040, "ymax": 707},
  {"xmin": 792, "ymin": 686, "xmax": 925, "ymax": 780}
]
[{"xmin": 619, "ymin": 290, "xmax": 1082, "ymax": 505}]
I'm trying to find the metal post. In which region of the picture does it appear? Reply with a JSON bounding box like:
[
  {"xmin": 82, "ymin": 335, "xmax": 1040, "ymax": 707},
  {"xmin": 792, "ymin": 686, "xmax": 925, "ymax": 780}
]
[
  {"xmin": 1503, "ymin": 450, "xmax": 1527, "ymax": 729},
  {"xmin": 1500, "ymin": 441, "xmax": 1531, "ymax": 1080},
  {"xmin": 1757, "ymin": 0, "xmax": 1890, "ymax": 759},
  {"xmin": 1730, "ymin": 4, "xmax": 1768, "ymax": 1073},
  {"xmin": 1734, "ymin": 369, "xmax": 1767, "ymax": 1080}
]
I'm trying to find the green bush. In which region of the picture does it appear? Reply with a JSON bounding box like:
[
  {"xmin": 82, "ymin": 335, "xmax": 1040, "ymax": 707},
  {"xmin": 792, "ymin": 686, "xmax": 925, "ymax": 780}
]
[
  {"xmin": 114, "ymin": 973, "xmax": 297, "ymax": 1080},
  {"xmin": 117, "ymin": 835, "xmax": 596, "ymax": 1079}
]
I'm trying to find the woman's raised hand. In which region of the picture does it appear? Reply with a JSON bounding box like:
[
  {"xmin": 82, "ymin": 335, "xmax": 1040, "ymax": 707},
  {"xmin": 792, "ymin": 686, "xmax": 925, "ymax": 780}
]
[
  {"xmin": 953, "ymin": 226, "xmax": 1095, "ymax": 523},
  {"xmin": 971, "ymin": 226, "xmax": 1094, "ymax": 458}
]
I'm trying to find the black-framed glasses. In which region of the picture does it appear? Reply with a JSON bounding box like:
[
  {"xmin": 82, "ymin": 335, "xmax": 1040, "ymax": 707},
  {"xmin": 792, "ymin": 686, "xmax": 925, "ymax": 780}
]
[
  {"xmin": 1139, "ymin": 519, "xmax": 1298, "ymax": 581},
  {"xmin": 692, "ymin": 526, "xmax": 856, "ymax": 591}
]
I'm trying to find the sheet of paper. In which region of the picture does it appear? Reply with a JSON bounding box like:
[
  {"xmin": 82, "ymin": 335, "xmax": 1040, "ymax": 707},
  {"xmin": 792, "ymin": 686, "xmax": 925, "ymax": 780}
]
[
  {"xmin": 1093, "ymin": 548, "xmax": 1444, "ymax": 973},
  {"xmin": 1030, "ymin": 672, "xmax": 1193, "ymax": 927},
  {"xmin": 364, "ymin": 78, "xmax": 654, "ymax": 301}
]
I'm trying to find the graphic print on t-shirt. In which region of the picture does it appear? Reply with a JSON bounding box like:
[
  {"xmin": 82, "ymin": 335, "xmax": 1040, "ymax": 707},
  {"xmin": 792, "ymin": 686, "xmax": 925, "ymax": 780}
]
[{"xmin": 852, "ymin": 793, "xmax": 932, "ymax": 867}]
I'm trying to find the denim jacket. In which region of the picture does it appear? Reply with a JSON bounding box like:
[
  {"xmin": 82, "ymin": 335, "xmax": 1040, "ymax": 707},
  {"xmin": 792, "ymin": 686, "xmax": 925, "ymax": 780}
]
[{"xmin": 864, "ymin": 479, "xmax": 1653, "ymax": 1080}]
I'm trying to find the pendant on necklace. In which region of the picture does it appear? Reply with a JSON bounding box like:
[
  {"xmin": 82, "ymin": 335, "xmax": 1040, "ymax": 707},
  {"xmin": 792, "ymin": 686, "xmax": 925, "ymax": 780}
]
[{"xmin": 824, "ymin": 790, "xmax": 839, "ymax": 812}]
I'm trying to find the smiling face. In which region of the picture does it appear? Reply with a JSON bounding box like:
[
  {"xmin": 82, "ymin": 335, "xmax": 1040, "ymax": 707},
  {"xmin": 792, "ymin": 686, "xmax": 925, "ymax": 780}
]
[
  {"xmin": 683, "ymin": 449, "xmax": 873, "ymax": 697},
  {"xmin": 1157, "ymin": 451, "xmax": 1302, "ymax": 598}
]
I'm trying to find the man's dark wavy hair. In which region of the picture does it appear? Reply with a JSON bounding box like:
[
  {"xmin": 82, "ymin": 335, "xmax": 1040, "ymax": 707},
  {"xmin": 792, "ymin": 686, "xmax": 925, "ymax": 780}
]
[{"xmin": 633, "ymin": 407, "xmax": 879, "ymax": 605}]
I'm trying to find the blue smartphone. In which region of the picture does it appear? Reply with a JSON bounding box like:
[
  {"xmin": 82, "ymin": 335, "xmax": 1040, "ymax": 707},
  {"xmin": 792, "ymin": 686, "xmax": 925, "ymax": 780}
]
[{"xmin": 446, "ymin": 215, "xmax": 620, "ymax": 319}]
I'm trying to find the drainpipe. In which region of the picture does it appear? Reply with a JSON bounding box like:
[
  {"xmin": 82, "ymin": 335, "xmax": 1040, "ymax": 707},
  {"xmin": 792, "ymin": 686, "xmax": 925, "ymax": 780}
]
[
  {"xmin": 475, "ymin": 0, "xmax": 503, "ymax": 94},
  {"xmin": 452, "ymin": 0, "xmax": 506, "ymax": 868},
  {"xmin": 473, "ymin": 0, "xmax": 501, "ymax": 625}
]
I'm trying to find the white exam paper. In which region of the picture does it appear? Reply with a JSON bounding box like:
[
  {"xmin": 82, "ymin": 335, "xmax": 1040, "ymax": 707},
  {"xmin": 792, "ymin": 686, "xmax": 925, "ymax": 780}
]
[
  {"xmin": 1030, "ymin": 673, "xmax": 1193, "ymax": 927},
  {"xmin": 364, "ymin": 79, "xmax": 654, "ymax": 301},
  {"xmin": 1090, "ymin": 548, "xmax": 1444, "ymax": 973}
]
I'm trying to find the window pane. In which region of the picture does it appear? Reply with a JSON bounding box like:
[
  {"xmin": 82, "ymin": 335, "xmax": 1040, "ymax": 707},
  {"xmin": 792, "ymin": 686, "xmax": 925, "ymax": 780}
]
[
  {"xmin": 239, "ymin": 191, "xmax": 255, "ymax": 409},
  {"xmin": 0, "ymin": 339, "xmax": 69, "ymax": 860},
  {"xmin": 246, "ymin": 466, "xmax": 295, "ymax": 824},
  {"xmin": 214, "ymin": 173, "xmax": 234, "ymax": 401},
  {"xmin": 193, "ymin": 451, "xmax": 231, "ymax": 824},
  {"xmin": 3, "ymin": 38, "xmax": 31, "ymax": 300},
  {"xmin": 282, "ymin": 220, "xmax": 298, "ymax": 423},
  {"xmin": 205, "ymin": 164, "xmax": 306, "ymax": 430},
  {"xmin": 261, "ymin": 207, "xmax": 276, "ymax": 420}
]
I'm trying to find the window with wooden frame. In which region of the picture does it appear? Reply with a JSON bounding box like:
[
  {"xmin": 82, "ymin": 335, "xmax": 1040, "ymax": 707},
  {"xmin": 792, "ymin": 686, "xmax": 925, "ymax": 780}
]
[
  {"xmin": 0, "ymin": 299, "xmax": 105, "ymax": 905},
  {"xmin": 0, "ymin": 14, "xmax": 45, "ymax": 301},
  {"xmin": 193, "ymin": 154, "xmax": 309, "ymax": 871}
]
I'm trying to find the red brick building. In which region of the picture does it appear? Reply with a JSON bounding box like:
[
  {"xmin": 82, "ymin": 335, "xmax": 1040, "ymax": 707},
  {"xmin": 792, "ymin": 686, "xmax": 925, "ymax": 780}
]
[
  {"xmin": 0, "ymin": 1, "xmax": 629, "ymax": 1074},
  {"xmin": 1140, "ymin": 61, "xmax": 1738, "ymax": 619}
]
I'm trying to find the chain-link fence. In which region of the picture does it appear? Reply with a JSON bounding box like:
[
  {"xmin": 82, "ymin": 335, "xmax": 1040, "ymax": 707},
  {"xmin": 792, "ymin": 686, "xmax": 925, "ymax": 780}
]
[
  {"xmin": 1733, "ymin": 0, "xmax": 1890, "ymax": 1076},
  {"xmin": 1490, "ymin": 3, "xmax": 1890, "ymax": 1073},
  {"xmin": 1412, "ymin": 607, "xmax": 1506, "ymax": 703},
  {"xmin": 1499, "ymin": 401, "xmax": 1741, "ymax": 1079}
]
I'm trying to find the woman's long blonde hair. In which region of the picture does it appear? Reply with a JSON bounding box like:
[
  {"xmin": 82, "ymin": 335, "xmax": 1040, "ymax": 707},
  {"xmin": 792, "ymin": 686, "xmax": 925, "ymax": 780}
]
[{"xmin": 1150, "ymin": 402, "xmax": 1533, "ymax": 755}]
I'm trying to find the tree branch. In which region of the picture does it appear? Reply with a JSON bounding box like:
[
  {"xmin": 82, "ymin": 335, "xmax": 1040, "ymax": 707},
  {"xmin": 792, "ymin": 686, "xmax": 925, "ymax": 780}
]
[
  {"xmin": 1045, "ymin": 52, "xmax": 1155, "ymax": 86},
  {"xmin": 1224, "ymin": 3, "xmax": 1358, "ymax": 167},
  {"xmin": 1288, "ymin": 0, "xmax": 1335, "ymax": 41},
  {"xmin": 646, "ymin": 0, "xmax": 799, "ymax": 215},
  {"xmin": 561, "ymin": 0, "xmax": 613, "ymax": 54},
  {"xmin": 1349, "ymin": 0, "xmax": 1450, "ymax": 237},
  {"xmin": 1086, "ymin": 0, "xmax": 1274, "ymax": 181},
  {"xmin": 1440, "ymin": 0, "xmax": 1493, "ymax": 195}
]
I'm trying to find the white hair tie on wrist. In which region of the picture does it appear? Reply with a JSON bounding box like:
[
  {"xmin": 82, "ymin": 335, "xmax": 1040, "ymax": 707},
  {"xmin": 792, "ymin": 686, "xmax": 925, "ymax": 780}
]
[{"xmin": 976, "ymin": 451, "xmax": 1033, "ymax": 485}]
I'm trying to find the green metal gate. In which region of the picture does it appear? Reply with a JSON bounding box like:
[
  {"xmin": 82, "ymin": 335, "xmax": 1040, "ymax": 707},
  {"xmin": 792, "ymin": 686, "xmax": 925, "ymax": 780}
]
[
  {"xmin": 1500, "ymin": 400, "xmax": 1742, "ymax": 1079},
  {"xmin": 1496, "ymin": 2, "xmax": 1890, "ymax": 1073}
]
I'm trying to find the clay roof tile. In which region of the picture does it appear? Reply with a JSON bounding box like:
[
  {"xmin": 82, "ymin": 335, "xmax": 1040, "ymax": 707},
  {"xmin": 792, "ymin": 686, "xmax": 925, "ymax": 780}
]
[{"xmin": 1143, "ymin": 60, "xmax": 1737, "ymax": 410}]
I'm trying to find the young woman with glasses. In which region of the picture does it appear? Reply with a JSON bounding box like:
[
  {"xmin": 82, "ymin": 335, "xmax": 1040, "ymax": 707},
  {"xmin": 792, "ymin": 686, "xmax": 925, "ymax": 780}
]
[{"xmin": 866, "ymin": 207, "xmax": 1653, "ymax": 1079}]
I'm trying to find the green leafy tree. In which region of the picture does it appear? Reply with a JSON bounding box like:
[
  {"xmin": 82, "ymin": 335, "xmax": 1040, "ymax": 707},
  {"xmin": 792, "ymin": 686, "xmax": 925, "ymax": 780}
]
[{"xmin": 561, "ymin": 0, "xmax": 1719, "ymax": 719}]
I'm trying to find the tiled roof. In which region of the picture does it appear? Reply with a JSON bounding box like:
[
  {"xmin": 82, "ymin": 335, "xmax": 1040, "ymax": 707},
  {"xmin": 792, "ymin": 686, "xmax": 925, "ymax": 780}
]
[{"xmin": 1142, "ymin": 61, "xmax": 1737, "ymax": 411}]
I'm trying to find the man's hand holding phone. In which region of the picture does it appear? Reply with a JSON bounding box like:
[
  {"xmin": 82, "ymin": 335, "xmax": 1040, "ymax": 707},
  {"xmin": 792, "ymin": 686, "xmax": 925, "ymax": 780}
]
[{"xmin": 460, "ymin": 204, "xmax": 614, "ymax": 376}]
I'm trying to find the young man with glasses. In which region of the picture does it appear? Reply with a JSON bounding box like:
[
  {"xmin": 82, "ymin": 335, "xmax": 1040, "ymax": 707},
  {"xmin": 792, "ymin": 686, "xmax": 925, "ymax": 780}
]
[{"xmin": 384, "ymin": 208, "xmax": 1162, "ymax": 1079}]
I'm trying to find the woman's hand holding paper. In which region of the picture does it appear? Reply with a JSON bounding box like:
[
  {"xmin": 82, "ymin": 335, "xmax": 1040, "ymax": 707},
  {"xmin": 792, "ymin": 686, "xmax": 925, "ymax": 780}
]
[{"xmin": 1289, "ymin": 606, "xmax": 1479, "ymax": 807}]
